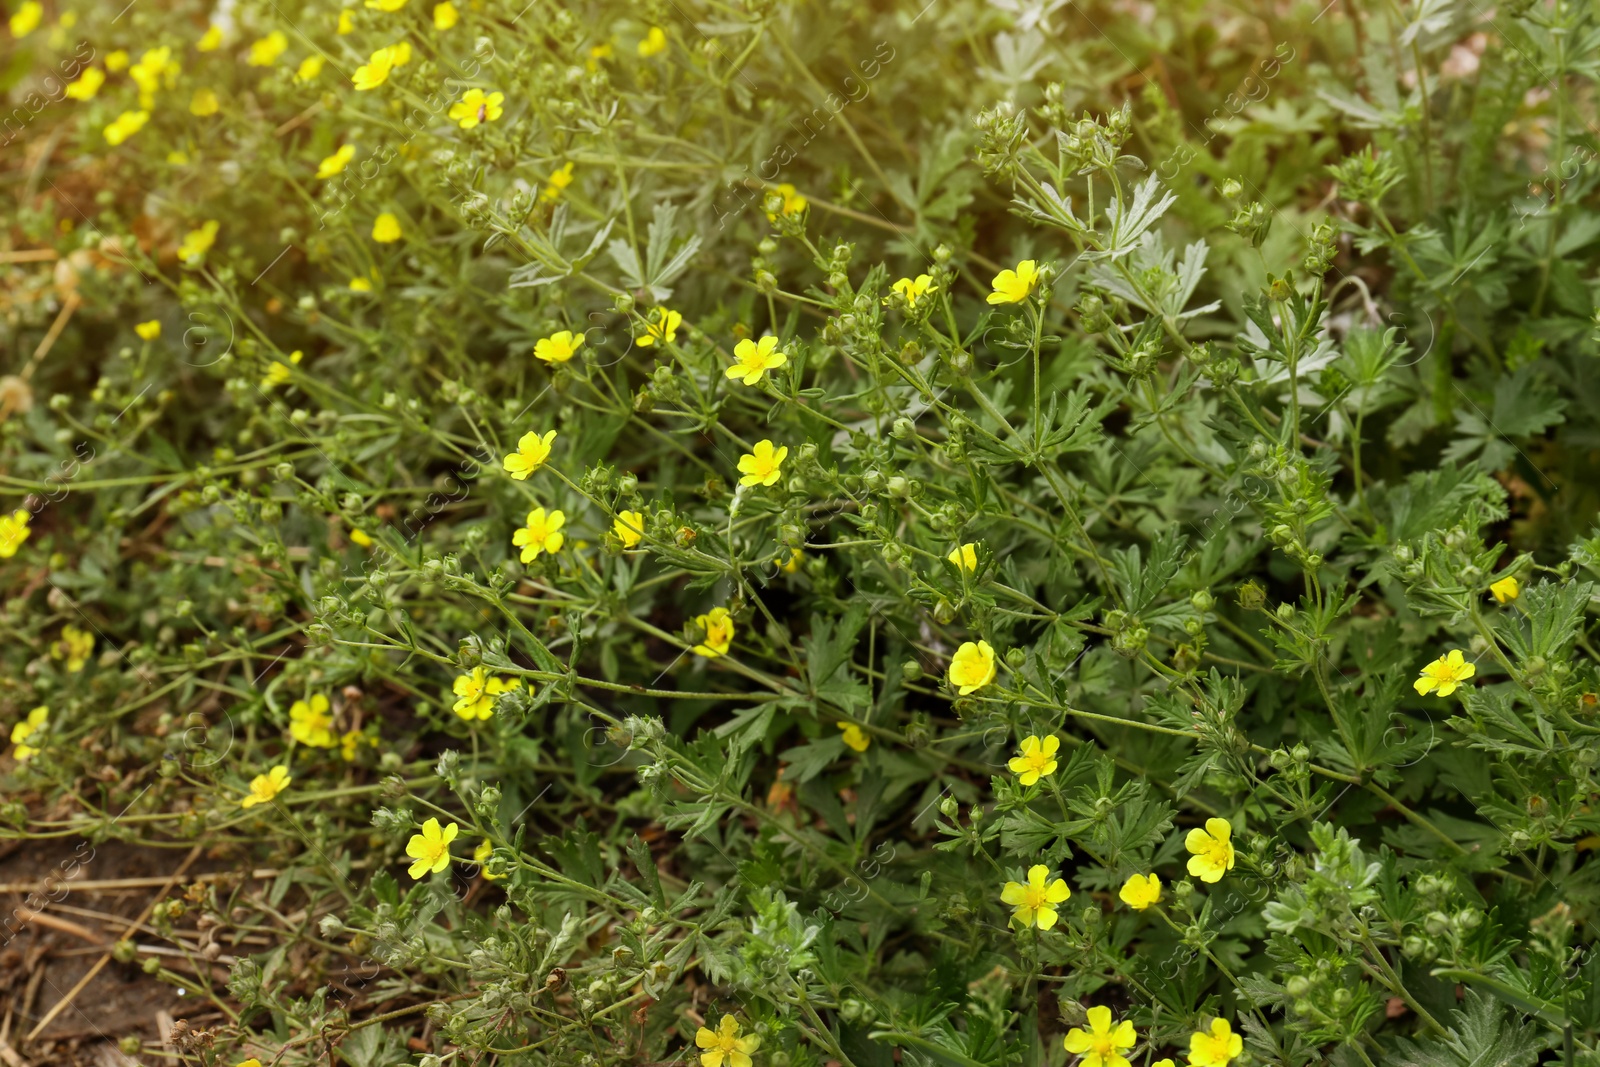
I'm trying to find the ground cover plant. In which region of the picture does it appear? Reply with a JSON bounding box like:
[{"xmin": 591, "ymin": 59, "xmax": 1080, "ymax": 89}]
[{"xmin": 3, "ymin": 0, "xmax": 1600, "ymax": 1065}]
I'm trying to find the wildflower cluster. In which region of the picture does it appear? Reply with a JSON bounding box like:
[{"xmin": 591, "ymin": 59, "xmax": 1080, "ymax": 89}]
[{"xmin": 2, "ymin": 0, "xmax": 1600, "ymax": 1066}]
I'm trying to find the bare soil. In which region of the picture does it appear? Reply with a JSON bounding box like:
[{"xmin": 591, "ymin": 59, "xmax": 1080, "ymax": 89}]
[{"xmin": 0, "ymin": 838, "xmax": 225, "ymax": 1067}]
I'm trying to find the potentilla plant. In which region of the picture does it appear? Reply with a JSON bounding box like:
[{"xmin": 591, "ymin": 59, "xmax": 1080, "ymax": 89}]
[{"xmin": 1, "ymin": 0, "xmax": 1599, "ymax": 1066}]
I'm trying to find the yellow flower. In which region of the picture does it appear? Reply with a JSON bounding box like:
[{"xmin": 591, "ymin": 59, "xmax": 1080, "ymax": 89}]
[
  {"xmin": 105, "ymin": 50, "xmax": 130, "ymax": 72},
  {"xmin": 348, "ymin": 527, "xmax": 373, "ymax": 547},
  {"xmin": 1119, "ymin": 872, "xmax": 1161, "ymax": 910},
  {"xmin": 317, "ymin": 144, "xmax": 356, "ymax": 179},
  {"xmin": 726, "ymin": 336, "xmax": 787, "ymax": 385},
  {"xmin": 1188, "ymin": 1018, "xmax": 1243, "ymax": 1067},
  {"xmin": 987, "ymin": 259, "xmax": 1040, "ymax": 304},
  {"xmin": 197, "ymin": 24, "xmax": 223, "ymax": 51},
  {"xmin": 352, "ymin": 42, "xmax": 408, "ymax": 90},
  {"xmin": 366, "ymin": 0, "xmax": 408, "ymax": 9},
  {"xmin": 405, "ymin": 818, "xmax": 458, "ymax": 879},
  {"xmin": 614, "ymin": 510, "xmax": 644, "ymax": 548},
  {"xmin": 434, "ymin": 1, "xmax": 459, "ymax": 29},
  {"xmin": 178, "ymin": 220, "xmax": 219, "ymax": 265},
  {"xmin": 129, "ymin": 47, "xmax": 177, "ymax": 105},
  {"xmin": 948, "ymin": 542, "xmax": 978, "ymax": 572},
  {"xmin": 64, "ymin": 67, "xmax": 105, "ymax": 100},
  {"xmin": 237, "ymin": 1060, "xmax": 264, "ymax": 1067},
  {"xmin": 189, "ymin": 87, "xmax": 219, "ymax": 116},
  {"xmin": 888, "ymin": 274, "xmax": 936, "ymax": 308},
  {"xmin": 1000, "ymin": 864, "xmax": 1070, "ymax": 930},
  {"xmin": 948, "ymin": 640, "xmax": 996, "ymax": 695},
  {"xmin": 349, "ymin": 276, "xmax": 374, "ymax": 292},
  {"xmin": 103, "ymin": 110, "xmax": 150, "ymax": 146},
  {"xmin": 51, "ymin": 625, "xmax": 94, "ymax": 672},
  {"xmin": 737, "ymin": 440, "xmax": 787, "ymax": 487},
  {"xmin": 765, "ymin": 183, "xmax": 807, "ymax": 221},
  {"xmin": 0, "ymin": 509, "xmax": 32, "ymax": 557},
  {"xmin": 1185, "ymin": 817, "xmax": 1235, "ymax": 883},
  {"xmin": 503, "ymin": 429, "xmax": 557, "ymax": 479},
  {"xmin": 513, "ymin": 507, "xmax": 565, "ymax": 561},
  {"xmin": 1063, "ymin": 1006, "xmax": 1137, "ymax": 1067},
  {"xmin": 10, "ymin": 1, "xmax": 42, "ymax": 37},
  {"xmin": 448, "ymin": 87, "xmax": 503, "ymax": 128},
  {"xmin": 586, "ymin": 41, "xmax": 613, "ymax": 70},
  {"xmin": 340, "ymin": 728, "xmax": 377, "ymax": 762},
  {"xmin": 1490, "ymin": 575, "xmax": 1520, "ymax": 604},
  {"xmin": 838, "ymin": 721, "xmax": 870, "ymax": 752},
  {"xmin": 10, "ymin": 706, "xmax": 48, "ymax": 761},
  {"xmin": 295, "ymin": 55, "xmax": 325, "ymax": 82},
  {"xmin": 540, "ymin": 161, "xmax": 579, "ymax": 201},
  {"xmin": 473, "ymin": 838, "xmax": 502, "ymax": 878},
  {"xmin": 167, "ymin": 150, "xmax": 191, "ymax": 165},
  {"xmin": 240, "ymin": 765, "xmax": 291, "ymax": 808},
  {"xmin": 1007, "ymin": 734, "xmax": 1058, "ymax": 786},
  {"xmin": 695, "ymin": 1015, "xmax": 759, "ymax": 1067},
  {"xmin": 135, "ymin": 319, "xmax": 161, "ymax": 340},
  {"xmin": 371, "ymin": 212, "xmax": 403, "ymax": 243},
  {"xmin": 451, "ymin": 666, "xmax": 521, "ymax": 721},
  {"xmin": 262, "ymin": 350, "xmax": 303, "ymax": 388},
  {"xmin": 288, "ymin": 693, "xmax": 337, "ymax": 748},
  {"xmin": 1414, "ymin": 648, "xmax": 1476, "ymax": 697},
  {"xmin": 636, "ymin": 308, "xmax": 683, "ymax": 347},
  {"xmin": 337, "ymin": 10, "xmax": 355, "ymax": 34},
  {"xmin": 778, "ymin": 547, "xmax": 802, "ymax": 573},
  {"xmin": 693, "ymin": 606, "xmax": 734, "ymax": 658},
  {"xmin": 534, "ymin": 330, "xmax": 584, "ymax": 364},
  {"xmin": 246, "ymin": 31, "xmax": 288, "ymax": 67},
  {"xmin": 637, "ymin": 26, "xmax": 667, "ymax": 57}
]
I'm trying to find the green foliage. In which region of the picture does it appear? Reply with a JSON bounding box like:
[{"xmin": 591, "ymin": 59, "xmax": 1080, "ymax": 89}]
[{"xmin": 4, "ymin": 0, "xmax": 1600, "ymax": 1065}]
